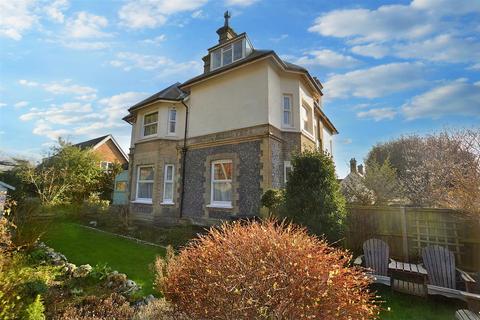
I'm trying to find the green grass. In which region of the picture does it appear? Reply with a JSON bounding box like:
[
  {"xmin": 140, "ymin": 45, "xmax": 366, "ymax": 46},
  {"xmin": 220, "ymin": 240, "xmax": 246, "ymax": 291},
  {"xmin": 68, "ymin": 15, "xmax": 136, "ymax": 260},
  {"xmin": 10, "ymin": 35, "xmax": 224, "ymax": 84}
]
[
  {"xmin": 42, "ymin": 222, "xmax": 165, "ymax": 296},
  {"xmin": 375, "ymin": 285, "xmax": 466, "ymax": 320}
]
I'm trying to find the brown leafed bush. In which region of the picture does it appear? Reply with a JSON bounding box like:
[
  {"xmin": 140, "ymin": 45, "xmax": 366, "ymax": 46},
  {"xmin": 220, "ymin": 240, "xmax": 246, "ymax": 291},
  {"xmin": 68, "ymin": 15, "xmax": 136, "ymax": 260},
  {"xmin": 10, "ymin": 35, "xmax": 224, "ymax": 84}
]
[
  {"xmin": 133, "ymin": 298, "xmax": 190, "ymax": 320},
  {"xmin": 55, "ymin": 293, "xmax": 134, "ymax": 320},
  {"xmin": 156, "ymin": 219, "xmax": 379, "ymax": 320}
]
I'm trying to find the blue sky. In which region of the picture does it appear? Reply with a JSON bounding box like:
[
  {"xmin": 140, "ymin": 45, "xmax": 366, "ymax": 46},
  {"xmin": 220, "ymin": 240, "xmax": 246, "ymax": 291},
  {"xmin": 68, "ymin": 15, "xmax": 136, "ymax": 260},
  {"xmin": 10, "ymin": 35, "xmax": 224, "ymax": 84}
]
[{"xmin": 0, "ymin": 0, "xmax": 479, "ymax": 178}]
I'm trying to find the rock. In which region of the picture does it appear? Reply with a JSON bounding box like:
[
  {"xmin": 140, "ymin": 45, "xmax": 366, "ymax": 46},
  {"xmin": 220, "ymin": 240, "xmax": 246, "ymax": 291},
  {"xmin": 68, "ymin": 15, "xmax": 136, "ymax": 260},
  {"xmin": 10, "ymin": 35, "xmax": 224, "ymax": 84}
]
[
  {"xmin": 89, "ymin": 220, "xmax": 97, "ymax": 227},
  {"xmin": 63, "ymin": 263, "xmax": 77, "ymax": 275},
  {"xmin": 73, "ymin": 264, "xmax": 92, "ymax": 278},
  {"xmin": 144, "ymin": 294, "xmax": 155, "ymax": 304}
]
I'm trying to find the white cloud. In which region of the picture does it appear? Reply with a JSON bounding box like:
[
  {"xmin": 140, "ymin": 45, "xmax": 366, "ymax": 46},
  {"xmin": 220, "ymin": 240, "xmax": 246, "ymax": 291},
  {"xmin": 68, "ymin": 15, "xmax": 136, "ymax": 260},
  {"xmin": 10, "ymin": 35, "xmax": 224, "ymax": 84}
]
[
  {"xmin": 43, "ymin": 0, "xmax": 69, "ymax": 23},
  {"xmin": 411, "ymin": 0, "xmax": 480, "ymax": 15},
  {"xmin": 20, "ymin": 102, "xmax": 93, "ymax": 122},
  {"xmin": 469, "ymin": 63, "xmax": 480, "ymax": 70},
  {"xmin": 43, "ymin": 80, "xmax": 97, "ymax": 96},
  {"xmin": 14, "ymin": 101, "xmax": 29, "ymax": 108},
  {"xmin": 110, "ymin": 52, "xmax": 202, "ymax": 77},
  {"xmin": 0, "ymin": 0, "xmax": 37, "ymax": 40},
  {"xmin": 191, "ymin": 10, "xmax": 205, "ymax": 19},
  {"xmin": 402, "ymin": 79, "xmax": 480, "ymax": 119},
  {"xmin": 142, "ymin": 34, "xmax": 166, "ymax": 45},
  {"xmin": 394, "ymin": 34, "xmax": 480, "ymax": 64},
  {"xmin": 293, "ymin": 49, "xmax": 359, "ymax": 68},
  {"xmin": 309, "ymin": 1, "xmax": 480, "ymax": 65},
  {"xmin": 62, "ymin": 41, "xmax": 109, "ymax": 50},
  {"xmin": 0, "ymin": 103, "xmax": 6, "ymax": 108},
  {"xmin": 351, "ymin": 43, "xmax": 390, "ymax": 59},
  {"xmin": 65, "ymin": 11, "xmax": 109, "ymax": 39},
  {"xmin": 270, "ymin": 34, "xmax": 288, "ymax": 43},
  {"xmin": 98, "ymin": 91, "xmax": 149, "ymax": 122},
  {"xmin": 324, "ymin": 62, "xmax": 425, "ymax": 99},
  {"xmin": 32, "ymin": 121, "xmax": 69, "ymax": 140},
  {"xmin": 357, "ymin": 108, "xmax": 397, "ymax": 121},
  {"xmin": 118, "ymin": 0, "xmax": 208, "ymax": 29},
  {"xmin": 342, "ymin": 138, "xmax": 353, "ymax": 145},
  {"xmin": 18, "ymin": 79, "xmax": 39, "ymax": 87},
  {"xmin": 225, "ymin": 0, "xmax": 259, "ymax": 7},
  {"xmin": 308, "ymin": 5, "xmax": 435, "ymax": 43}
]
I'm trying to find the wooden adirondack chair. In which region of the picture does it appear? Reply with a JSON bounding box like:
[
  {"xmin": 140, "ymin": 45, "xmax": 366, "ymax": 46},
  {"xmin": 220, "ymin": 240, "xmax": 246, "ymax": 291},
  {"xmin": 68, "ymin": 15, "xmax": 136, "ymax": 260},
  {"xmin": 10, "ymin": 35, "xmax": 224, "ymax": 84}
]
[
  {"xmin": 422, "ymin": 245, "xmax": 477, "ymax": 300},
  {"xmin": 354, "ymin": 238, "xmax": 391, "ymax": 285}
]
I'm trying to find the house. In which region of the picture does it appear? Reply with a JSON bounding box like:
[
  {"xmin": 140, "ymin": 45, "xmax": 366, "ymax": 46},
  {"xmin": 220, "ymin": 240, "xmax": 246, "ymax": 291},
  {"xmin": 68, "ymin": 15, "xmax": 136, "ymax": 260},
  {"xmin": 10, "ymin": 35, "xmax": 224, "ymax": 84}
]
[
  {"xmin": 0, "ymin": 180, "xmax": 15, "ymax": 215},
  {"xmin": 74, "ymin": 134, "xmax": 129, "ymax": 171},
  {"xmin": 123, "ymin": 12, "xmax": 338, "ymax": 225},
  {"xmin": 340, "ymin": 158, "xmax": 374, "ymax": 205}
]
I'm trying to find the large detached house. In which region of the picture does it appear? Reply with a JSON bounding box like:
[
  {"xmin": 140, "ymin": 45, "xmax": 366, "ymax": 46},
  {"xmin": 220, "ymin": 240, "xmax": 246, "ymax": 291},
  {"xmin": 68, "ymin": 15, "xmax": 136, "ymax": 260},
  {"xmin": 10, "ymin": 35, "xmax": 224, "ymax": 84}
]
[{"xmin": 123, "ymin": 13, "xmax": 338, "ymax": 225}]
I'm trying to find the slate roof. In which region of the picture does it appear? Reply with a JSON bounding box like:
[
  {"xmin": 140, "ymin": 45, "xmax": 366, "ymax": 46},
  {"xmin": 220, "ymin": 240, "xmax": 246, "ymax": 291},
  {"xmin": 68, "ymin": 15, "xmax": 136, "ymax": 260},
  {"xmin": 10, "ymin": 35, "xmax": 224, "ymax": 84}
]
[
  {"xmin": 73, "ymin": 135, "xmax": 110, "ymax": 150},
  {"xmin": 123, "ymin": 47, "xmax": 327, "ymax": 127},
  {"xmin": 127, "ymin": 82, "xmax": 186, "ymax": 112}
]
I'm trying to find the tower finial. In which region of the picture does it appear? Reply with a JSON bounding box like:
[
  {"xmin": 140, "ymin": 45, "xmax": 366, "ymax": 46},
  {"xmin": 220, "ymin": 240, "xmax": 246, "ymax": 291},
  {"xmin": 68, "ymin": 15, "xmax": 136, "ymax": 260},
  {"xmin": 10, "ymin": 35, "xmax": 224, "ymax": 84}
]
[{"xmin": 224, "ymin": 10, "xmax": 231, "ymax": 27}]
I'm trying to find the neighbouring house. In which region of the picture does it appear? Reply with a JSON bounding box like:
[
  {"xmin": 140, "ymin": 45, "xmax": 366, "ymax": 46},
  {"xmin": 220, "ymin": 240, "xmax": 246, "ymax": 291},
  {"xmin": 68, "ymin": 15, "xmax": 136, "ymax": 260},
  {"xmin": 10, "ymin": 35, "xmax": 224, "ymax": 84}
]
[
  {"xmin": 123, "ymin": 12, "xmax": 338, "ymax": 225},
  {"xmin": 74, "ymin": 134, "xmax": 129, "ymax": 171},
  {"xmin": 0, "ymin": 180, "xmax": 15, "ymax": 215},
  {"xmin": 340, "ymin": 158, "xmax": 374, "ymax": 205}
]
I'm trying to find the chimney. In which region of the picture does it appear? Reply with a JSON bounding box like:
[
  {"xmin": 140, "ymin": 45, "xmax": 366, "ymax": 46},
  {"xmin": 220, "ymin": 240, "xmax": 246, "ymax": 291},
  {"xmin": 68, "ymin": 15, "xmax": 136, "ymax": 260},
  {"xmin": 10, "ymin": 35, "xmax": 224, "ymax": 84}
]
[
  {"xmin": 350, "ymin": 158, "xmax": 357, "ymax": 174},
  {"xmin": 202, "ymin": 55, "xmax": 210, "ymax": 73},
  {"xmin": 357, "ymin": 164, "xmax": 364, "ymax": 176}
]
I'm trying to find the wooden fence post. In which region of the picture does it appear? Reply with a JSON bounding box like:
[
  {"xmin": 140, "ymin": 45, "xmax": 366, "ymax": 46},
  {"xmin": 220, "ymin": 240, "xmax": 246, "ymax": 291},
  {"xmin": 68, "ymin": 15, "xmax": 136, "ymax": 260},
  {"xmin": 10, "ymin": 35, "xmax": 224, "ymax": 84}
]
[{"xmin": 401, "ymin": 206, "xmax": 409, "ymax": 262}]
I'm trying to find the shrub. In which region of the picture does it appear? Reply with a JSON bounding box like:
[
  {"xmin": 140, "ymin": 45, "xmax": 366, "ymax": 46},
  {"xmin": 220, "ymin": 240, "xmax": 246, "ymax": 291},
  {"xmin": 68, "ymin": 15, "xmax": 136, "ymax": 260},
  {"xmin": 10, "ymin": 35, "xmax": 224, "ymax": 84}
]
[
  {"xmin": 56, "ymin": 293, "xmax": 135, "ymax": 320},
  {"xmin": 24, "ymin": 279, "xmax": 48, "ymax": 298},
  {"xmin": 133, "ymin": 299, "xmax": 189, "ymax": 320},
  {"xmin": 283, "ymin": 149, "xmax": 346, "ymax": 241},
  {"xmin": 156, "ymin": 220, "xmax": 379, "ymax": 320},
  {"xmin": 261, "ymin": 189, "xmax": 284, "ymax": 216},
  {"xmin": 24, "ymin": 295, "xmax": 46, "ymax": 320}
]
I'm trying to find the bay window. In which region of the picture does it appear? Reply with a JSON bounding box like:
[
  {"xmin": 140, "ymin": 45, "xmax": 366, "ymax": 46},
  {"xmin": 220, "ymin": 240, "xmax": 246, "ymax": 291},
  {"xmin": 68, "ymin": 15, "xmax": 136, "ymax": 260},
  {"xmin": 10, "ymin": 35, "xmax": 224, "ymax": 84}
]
[
  {"xmin": 168, "ymin": 109, "xmax": 176, "ymax": 135},
  {"xmin": 143, "ymin": 112, "xmax": 158, "ymax": 137},
  {"xmin": 210, "ymin": 160, "xmax": 233, "ymax": 207},
  {"xmin": 282, "ymin": 94, "xmax": 293, "ymax": 127},
  {"xmin": 162, "ymin": 164, "xmax": 174, "ymax": 204},
  {"xmin": 136, "ymin": 166, "xmax": 154, "ymax": 202},
  {"xmin": 301, "ymin": 104, "xmax": 313, "ymax": 134}
]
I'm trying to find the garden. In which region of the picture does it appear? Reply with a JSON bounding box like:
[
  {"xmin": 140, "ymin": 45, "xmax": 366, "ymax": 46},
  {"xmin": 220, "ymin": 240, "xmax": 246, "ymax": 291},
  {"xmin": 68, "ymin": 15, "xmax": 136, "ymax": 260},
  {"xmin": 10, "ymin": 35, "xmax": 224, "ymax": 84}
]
[{"xmin": 0, "ymin": 128, "xmax": 478, "ymax": 319}]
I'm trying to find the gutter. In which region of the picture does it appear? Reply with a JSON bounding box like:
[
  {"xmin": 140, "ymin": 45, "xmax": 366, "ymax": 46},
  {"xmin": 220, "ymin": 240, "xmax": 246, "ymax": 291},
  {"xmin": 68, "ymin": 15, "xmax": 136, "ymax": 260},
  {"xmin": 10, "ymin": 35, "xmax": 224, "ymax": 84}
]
[{"xmin": 179, "ymin": 96, "xmax": 190, "ymax": 219}]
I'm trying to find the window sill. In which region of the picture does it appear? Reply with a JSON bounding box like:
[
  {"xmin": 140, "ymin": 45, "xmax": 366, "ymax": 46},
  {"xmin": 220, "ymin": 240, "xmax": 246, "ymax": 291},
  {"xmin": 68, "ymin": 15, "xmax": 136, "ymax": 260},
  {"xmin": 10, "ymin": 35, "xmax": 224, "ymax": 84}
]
[
  {"xmin": 131, "ymin": 200, "xmax": 152, "ymax": 204},
  {"xmin": 160, "ymin": 201, "xmax": 175, "ymax": 205},
  {"xmin": 302, "ymin": 130, "xmax": 316, "ymax": 142},
  {"xmin": 207, "ymin": 203, "xmax": 233, "ymax": 209}
]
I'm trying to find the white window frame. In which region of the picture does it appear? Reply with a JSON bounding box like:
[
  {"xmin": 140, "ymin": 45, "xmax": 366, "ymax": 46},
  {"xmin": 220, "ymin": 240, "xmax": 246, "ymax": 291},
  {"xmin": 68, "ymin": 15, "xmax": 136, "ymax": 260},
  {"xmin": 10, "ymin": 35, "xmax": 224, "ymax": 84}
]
[
  {"xmin": 301, "ymin": 102, "xmax": 315, "ymax": 140},
  {"xmin": 209, "ymin": 159, "xmax": 233, "ymax": 208},
  {"xmin": 284, "ymin": 161, "xmax": 292, "ymax": 184},
  {"xmin": 142, "ymin": 112, "xmax": 158, "ymax": 138},
  {"xmin": 162, "ymin": 164, "xmax": 175, "ymax": 204},
  {"xmin": 282, "ymin": 94, "xmax": 293, "ymax": 128},
  {"xmin": 100, "ymin": 161, "xmax": 113, "ymax": 172},
  {"xmin": 135, "ymin": 165, "xmax": 154, "ymax": 203},
  {"xmin": 167, "ymin": 108, "xmax": 177, "ymax": 135},
  {"xmin": 210, "ymin": 38, "xmax": 245, "ymax": 71}
]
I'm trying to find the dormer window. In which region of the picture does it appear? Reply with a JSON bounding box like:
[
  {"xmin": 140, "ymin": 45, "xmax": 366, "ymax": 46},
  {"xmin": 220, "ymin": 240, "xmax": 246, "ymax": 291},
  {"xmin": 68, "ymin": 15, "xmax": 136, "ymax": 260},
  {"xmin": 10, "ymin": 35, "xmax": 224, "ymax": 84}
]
[{"xmin": 210, "ymin": 38, "xmax": 250, "ymax": 71}]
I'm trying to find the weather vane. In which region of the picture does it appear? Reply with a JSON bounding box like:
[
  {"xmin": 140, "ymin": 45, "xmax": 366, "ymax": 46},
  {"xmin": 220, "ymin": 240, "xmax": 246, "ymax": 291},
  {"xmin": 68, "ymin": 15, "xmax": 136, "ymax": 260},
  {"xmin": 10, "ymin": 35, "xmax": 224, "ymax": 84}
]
[{"xmin": 224, "ymin": 10, "xmax": 231, "ymax": 27}]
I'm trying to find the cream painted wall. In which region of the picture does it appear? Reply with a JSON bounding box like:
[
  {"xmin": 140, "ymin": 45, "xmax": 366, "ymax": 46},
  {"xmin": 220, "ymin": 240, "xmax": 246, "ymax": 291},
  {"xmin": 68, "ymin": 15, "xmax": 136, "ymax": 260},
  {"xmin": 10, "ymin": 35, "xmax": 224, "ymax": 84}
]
[
  {"xmin": 187, "ymin": 60, "xmax": 269, "ymax": 137},
  {"xmin": 267, "ymin": 62, "xmax": 301, "ymax": 131},
  {"xmin": 132, "ymin": 101, "xmax": 186, "ymax": 144},
  {"xmin": 130, "ymin": 58, "xmax": 332, "ymax": 149}
]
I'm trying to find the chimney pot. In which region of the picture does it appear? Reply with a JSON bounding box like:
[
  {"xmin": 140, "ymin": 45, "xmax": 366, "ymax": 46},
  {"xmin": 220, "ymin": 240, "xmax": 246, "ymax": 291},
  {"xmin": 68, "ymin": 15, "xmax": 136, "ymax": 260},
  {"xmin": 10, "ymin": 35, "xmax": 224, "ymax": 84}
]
[
  {"xmin": 358, "ymin": 164, "xmax": 364, "ymax": 175},
  {"xmin": 350, "ymin": 158, "xmax": 357, "ymax": 174}
]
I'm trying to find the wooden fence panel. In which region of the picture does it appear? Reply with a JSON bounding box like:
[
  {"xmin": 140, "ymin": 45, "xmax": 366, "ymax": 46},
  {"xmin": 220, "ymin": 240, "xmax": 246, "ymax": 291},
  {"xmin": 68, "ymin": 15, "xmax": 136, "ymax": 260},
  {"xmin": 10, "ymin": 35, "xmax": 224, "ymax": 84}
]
[{"xmin": 345, "ymin": 206, "xmax": 480, "ymax": 272}]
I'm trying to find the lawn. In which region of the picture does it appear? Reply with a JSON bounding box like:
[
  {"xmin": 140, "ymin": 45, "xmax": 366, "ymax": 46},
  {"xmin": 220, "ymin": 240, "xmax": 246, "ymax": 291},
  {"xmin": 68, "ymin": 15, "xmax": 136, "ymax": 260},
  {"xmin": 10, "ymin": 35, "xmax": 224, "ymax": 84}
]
[
  {"xmin": 42, "ymin": 222, "xmax": 165, "ymax": 296},
  {"xmin": 375, "ymin": 285, "xmax": 466, "ymax": 320},
  {"xmin": 41, "ymin": 222, "xmax": 467, "ymax": 317}
]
